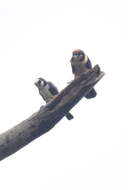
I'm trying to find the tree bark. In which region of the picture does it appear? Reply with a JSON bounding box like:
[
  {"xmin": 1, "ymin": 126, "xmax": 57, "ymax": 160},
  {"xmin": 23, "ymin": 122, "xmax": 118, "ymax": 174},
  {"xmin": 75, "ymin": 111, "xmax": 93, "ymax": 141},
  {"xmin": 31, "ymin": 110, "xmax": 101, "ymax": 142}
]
[{"xmin": 0, "ymin": 65, "xmax": 104, "ymax": 161}]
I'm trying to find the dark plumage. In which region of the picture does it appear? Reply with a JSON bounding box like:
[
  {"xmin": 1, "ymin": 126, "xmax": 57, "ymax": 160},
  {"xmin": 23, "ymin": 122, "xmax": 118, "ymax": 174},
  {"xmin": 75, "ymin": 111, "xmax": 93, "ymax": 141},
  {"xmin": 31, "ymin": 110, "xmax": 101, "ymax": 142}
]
[
  {"xmin": 70, "ymin": 49, "xmax": 97, "ymax": 99},
  {"xmin": 47, "ymin": 82, "xmax": 58, "ymax": 95},
  {"xmin": 34, "ymin": 78, "xmax": 74, "ymax": 120}
]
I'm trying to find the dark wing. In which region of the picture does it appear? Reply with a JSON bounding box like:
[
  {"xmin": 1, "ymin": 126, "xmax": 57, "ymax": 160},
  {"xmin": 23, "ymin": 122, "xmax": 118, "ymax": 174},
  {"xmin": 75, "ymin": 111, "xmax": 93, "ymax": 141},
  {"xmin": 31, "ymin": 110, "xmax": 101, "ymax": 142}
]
[
  {"xmin": 85, "ymin": 58, "xmax": 92, "ymax": 69},
  {"xmin": 48, "ymin": 82, "xmax": 59, "ymax": 95}
]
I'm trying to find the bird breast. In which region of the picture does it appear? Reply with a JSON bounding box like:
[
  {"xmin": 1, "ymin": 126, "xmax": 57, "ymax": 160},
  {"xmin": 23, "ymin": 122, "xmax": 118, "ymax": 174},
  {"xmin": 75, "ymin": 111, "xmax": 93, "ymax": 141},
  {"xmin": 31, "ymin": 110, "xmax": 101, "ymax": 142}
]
[
  {"xmin": 39, "ymin": 85, "xmax": 54, "ymax": 103},
  {"xmin": 72, "ymin": 61, "xmax": 87, "ymax": 77}
]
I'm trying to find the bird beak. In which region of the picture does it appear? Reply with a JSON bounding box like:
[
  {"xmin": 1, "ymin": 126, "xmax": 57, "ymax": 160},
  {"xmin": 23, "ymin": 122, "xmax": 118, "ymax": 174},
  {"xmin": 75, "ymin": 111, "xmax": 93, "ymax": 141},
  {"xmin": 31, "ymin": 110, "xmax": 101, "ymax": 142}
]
[{"xmin": 34, "ymin": 78, "xmax": 39, "ymax": 86}]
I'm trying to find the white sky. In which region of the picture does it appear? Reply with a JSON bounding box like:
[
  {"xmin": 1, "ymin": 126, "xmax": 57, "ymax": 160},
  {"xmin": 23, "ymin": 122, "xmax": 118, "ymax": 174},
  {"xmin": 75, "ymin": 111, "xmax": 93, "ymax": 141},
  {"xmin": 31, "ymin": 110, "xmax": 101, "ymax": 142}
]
[{"xmin": 0, "ymin": 0, "xmax": 128, "ymax": 189}]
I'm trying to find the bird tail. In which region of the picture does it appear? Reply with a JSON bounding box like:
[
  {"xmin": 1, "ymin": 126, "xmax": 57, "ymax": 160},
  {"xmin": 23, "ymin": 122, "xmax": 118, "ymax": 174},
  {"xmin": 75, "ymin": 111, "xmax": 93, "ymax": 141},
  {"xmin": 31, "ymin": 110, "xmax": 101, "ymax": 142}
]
[
  {"xmin": 65, "ymin": 112, "xmax": 74, "ymax": 120},
  {"xmin": 85, "ymin": 88, "xmax": 97, "ymax": 99}
]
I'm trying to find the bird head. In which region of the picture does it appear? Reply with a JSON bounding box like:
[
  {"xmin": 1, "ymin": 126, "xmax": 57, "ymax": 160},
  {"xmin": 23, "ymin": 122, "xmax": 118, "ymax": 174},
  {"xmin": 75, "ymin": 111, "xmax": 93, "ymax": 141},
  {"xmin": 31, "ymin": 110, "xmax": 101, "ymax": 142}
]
[
  {"xmin": 34, "ymin": 78, "xmax": 46, "ymax": 88},
  {"xmin": 71, "ymin": 49, "xmax": 85, "ymax": 62}
]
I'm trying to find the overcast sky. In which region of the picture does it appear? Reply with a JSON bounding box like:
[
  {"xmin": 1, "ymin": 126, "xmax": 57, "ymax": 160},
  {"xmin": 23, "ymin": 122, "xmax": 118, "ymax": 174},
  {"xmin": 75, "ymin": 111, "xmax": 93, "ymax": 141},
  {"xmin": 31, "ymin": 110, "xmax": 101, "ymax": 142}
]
[{"xmin": 0, "ymin": 0, "xmax": 128, "ymax": 189}]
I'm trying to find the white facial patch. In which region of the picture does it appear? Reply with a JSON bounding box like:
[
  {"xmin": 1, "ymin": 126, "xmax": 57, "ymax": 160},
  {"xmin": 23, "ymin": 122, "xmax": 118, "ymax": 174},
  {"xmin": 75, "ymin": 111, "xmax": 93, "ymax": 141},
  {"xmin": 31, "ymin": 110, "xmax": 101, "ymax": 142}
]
[
  {"xmin": 84, "ymin": 55, "xmax": 88, "ymax": 63},
  {"xmin": 41, "ymin": 80, "xmax": 45, "ymax": 86}
]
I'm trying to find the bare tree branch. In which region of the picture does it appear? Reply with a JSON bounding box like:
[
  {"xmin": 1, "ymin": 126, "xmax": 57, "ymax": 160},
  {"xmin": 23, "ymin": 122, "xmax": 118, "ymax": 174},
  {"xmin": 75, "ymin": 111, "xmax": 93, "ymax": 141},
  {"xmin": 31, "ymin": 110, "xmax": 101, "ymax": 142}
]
[{"xmin": 0, "ymin": 65, "xmax": 104, "ymax": 161}]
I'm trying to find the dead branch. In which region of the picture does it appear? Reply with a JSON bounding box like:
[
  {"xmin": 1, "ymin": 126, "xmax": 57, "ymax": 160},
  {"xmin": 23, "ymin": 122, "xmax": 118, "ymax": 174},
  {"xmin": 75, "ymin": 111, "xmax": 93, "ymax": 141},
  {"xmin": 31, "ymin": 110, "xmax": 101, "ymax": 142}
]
[{"xmin": 0, "ymin": 65, "xmax": 104, "ymax": 161}]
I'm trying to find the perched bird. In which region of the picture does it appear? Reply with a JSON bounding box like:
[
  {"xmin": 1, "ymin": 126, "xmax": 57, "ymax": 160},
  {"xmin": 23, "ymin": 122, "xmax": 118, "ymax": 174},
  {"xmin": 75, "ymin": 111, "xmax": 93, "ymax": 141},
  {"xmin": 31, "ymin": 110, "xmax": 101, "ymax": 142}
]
[
  {"xmin": 70, "ymin": 49, "xmax": 97, "ymax": 99},
  {"xmin": 34, "ymin": 78, "xmax": 74, "ymax": 120}
]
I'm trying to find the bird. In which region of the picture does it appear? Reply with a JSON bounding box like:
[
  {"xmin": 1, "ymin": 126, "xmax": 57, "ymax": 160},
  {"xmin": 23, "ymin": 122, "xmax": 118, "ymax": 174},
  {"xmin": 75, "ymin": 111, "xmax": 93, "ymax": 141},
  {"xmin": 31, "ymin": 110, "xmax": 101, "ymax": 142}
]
[
  {"xmin": 34, "ymin": 78, "xmax": 74, "ymax": 120},
  {"xmin": 70, "ymin": 49, "xmax": 97, "ymax": 99}
]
